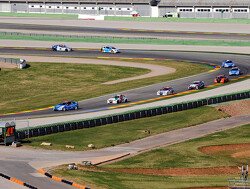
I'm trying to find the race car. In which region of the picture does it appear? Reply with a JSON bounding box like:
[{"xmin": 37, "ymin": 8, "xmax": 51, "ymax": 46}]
[
  {"xmin": 214, "ymin": 75, "xmax": 229, "ymax": 83},
  {"xmin": 52, "ymin": 44, "xmax": 72, "ymax": 52},
  {"xmin": 188, "ymin": 81, "xmax": 205, "ymax": 90},
  {"xmin": 222, "ymin": 60, "xmax": 235, "ymax": 68},
  {"xmin": 157, "ymin": 87, "xmax": 174, "ymax": 96},
  {"xmin": 53, "ymin": 101, "xmax": 79, "ymax": 111},
  {"xmin": 107, "ymin": 94, "xmax": 127, "ymax": 104},
  {"xmin": 229, "ymin": 67, "xmax": 241, "ymax": 76},
  {"xmin": 101, "ymin": 46, "xmax": 120, "ymax": 54}
]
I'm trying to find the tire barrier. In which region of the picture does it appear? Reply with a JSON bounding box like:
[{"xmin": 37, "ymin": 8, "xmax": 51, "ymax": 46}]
[{"xmin": 16, "ymin": 90, "xmax": 250, "ymax": 140}]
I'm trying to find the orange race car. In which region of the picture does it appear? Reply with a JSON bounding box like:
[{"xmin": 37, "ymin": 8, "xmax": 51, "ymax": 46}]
[{"xmin": 214, "ymin": 75, "xmax": 229, "ymax": 83}]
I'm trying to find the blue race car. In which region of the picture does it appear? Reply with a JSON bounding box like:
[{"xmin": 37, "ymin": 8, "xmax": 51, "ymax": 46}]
[
  {"xmin": 101, "ymin": 46, "xmax": 120, "ymax": 54},
  {"xmin": 222, "ymin": 60, "xmax": 235, "ymax": 68},
  {"xmin": 229, "ymin": 67, "xmax": 241, "ymax": 76},
  {"xmin": 53, "ymin": 101, "xmax": 79, "ymax": 111},
  {"xmin": 52, "ymin": 44, "xmax": 72, "ymax": 52}
]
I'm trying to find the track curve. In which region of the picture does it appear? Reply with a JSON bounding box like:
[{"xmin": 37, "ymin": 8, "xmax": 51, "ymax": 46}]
[{"xmin": 0, "ymin": 48, "xmax": 249, "ymax": 119}]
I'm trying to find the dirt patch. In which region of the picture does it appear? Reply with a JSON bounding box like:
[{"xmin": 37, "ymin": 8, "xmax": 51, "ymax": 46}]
[
  {"xmin": 0, "ymin": 62, "xmax": 17, "ymax": 69},
  {"xmin": 216, "ymin": 100, "xmax": 250, "ymax": 116},
  {"xmin": 199, "ymin": 143, "xmax": 250, "ymax": 155},
  {"xmin": 231, "ymin": 150, "xmax": 250, "ymax": 158},
  {"xmin": 108, "ymin": 167, "xmax": 239, "ymax": 176}
]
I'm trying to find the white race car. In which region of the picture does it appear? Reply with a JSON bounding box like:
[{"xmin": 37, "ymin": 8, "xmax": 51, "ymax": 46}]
[
  {"xmin": 52, "ymin": 44, "xmax": 72, "ymax": 52},
  {"xmin": 107, "ymin": 94, "xmax": 128, "ymax": 104},
  {"xmin": 157, "ymin": 87, "xmax": 174, "ymax": 95}
]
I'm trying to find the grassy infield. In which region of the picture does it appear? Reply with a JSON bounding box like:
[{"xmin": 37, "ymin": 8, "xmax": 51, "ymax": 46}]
[{"xmin": 2, "ymin": 12, "xmax": 249, "ymax": 188}]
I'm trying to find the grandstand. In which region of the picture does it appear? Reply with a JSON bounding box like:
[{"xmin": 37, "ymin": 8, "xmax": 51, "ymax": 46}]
[{"xmin": 0, "ymin": 0, "xmax": 249, "ymax": 18}]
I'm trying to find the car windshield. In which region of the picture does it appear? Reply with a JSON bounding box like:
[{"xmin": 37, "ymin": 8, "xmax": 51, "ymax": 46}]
[
  {"xmin": 111, "ymin": 47, "xmax": 116, "ymax": 49},
  {"xmin": 112, "ymin": 96, "xmax": 120, "ymax": 98},
  {"xmin": 193, "ymin": 82, "xmax": 199, "ymax": 84},
  {"xmin": 231, "ymin": 68, "xmax": 238, "ymax": 71},
  {"xmin": 162, "ymin": 88, "xmax": 169, "ymax": 90},
  {"xmin": 59, "ymin": 102, "xmax": 67, "ymax": 105},
  {"xmin": 226, "ymin": 61, "xmax": 232, "ymax": 63}
]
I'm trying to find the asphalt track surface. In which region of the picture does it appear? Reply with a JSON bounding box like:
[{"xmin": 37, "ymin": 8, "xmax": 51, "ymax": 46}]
[
  {"xmin": 1, "ymin": 23, "xmax": 250, "ymax": 40},
  {"xmin": 0, "ymin": 48, "xmax": 249, "ymax": 119}
]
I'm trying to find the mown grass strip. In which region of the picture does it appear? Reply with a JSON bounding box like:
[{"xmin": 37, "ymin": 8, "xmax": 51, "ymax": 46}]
[
  {"xmin": 0, "ymin": 35, "xmax": 249, "ymax": 46},
  {"xmin": 20, "ymin": 106, "xmax": 228, "ymax": 151}
]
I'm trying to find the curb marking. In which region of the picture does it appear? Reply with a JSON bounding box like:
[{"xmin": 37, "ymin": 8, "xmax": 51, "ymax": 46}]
[
  {"xmin": 38, "ymin": 169, "xmax": 88, "ymax": 189},
  {"xmin": 0, "ymin": 172, "xmax": 37, "ymax": 189}
]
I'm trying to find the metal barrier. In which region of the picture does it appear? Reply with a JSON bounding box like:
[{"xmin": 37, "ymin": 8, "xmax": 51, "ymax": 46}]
[
  {"xmin": 16, "ymin": 90, "xmax": 250, "ymax": 139},
  {"xmin": 0, "ymin": 57, "xmax": 26, "ymax": 69}
]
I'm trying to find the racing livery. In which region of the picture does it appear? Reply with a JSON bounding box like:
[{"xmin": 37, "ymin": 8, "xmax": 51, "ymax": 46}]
[
  {"xmin": 101, "ymin": 46, "xmax": 120, "ymax": 54},
  {"xmin": 107, "ymin": 94, "xmax": 127, "ymax": 104},
  {"xmin": 188, "ymin": 81, "xmax": 205, "ymax": 90},
  {"xmin": 229, "ymin": 67, "xmax": 241, "ymax": 76},
  {"xmin": 222, "ymin": 60, "xmax": 235, "ymax": 68},
  {"xmin": 157, "ymin": 87, "xmax": 174, "ymax": 95},
  {"xmin": 53, "ymin": 101, "xmax": 79, "ymax": 111},
  {"xmin": 214, "ymin": 75, "xmax": 229, "ymax": 83},
  {"xmin": 52, "ymin": 44, "xmax": 72, "ymax": 52}
]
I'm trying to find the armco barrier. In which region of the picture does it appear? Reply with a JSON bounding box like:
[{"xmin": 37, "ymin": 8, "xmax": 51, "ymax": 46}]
[
  {"xmin": 0, "ymin": 57, "xmax": 26, "ymax": 69},
  {"xmin": 16, "ymin": 90, "xmax": 250, "ymax": 140}
]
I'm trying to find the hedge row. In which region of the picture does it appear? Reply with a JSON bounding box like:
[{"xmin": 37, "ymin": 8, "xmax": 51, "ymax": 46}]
[{"xmin": 16, "ymin": 90, "xmax": 250, "ymax": 139}]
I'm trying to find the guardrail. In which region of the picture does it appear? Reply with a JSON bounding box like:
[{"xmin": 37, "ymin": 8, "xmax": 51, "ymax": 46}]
[
  {"xmin": 16, "ymin": 90, "xmax": 250, "ymax": 140},
  {"xmin": 0, "ymin": 57, "xmax": 26, "ymax": 69}
]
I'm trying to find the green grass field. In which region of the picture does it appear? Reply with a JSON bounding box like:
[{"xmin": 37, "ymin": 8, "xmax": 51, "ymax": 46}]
[
  {"xmin": 49, "ymin": 123, "xmax": 249, "ymax": 189},
  {"xmin": 0, "ymin": 35, "xmax": 249, "ymax": 46},
  {"xmin": 0, "ymin": 59, "xmax": 211, "ymax": 114},
  {"xmin": 21, "ymin": 106, "xmax": 228, "ymax": 150}
]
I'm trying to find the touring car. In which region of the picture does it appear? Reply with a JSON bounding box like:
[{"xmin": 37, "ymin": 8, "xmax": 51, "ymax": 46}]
[
  {"xmin": 222, "ymin": 60, "xmax": 235, "ymax": 68},
  {"xmin": 229, "ymin": 67, "xmax": 241, "ymax": 76},
  {"xmin": 53, "ymin": 101, "xmax": 79, "ymax": 111},
  {"xmin": 101, "ymin": 46, "xmax": 120, "ymax": 54},
  {"xmin": 188, "ymin": 81, "xmax": 205, "ymax": 90},
  {"xmin": 107, "ymin": 94, "xmax": 127, "ymax": 104},
  {"xmin": 214, "ymin": 75, "xmax": 229, "ymax": 83},
  {"xmin": 157, "ymin": 87, "xmax": 174, "ymax": 95},
  {"xmin": 52, "ymin": 44, "xmax": 72, "ymax": 52}
]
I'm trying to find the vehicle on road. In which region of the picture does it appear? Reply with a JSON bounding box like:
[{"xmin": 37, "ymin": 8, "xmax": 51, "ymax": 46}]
[
  {"xmin": 101, "ymin": 46, "xmax": 120, "ymax": 54},
  {"xmin": 53, "ymin": 101, "xmax": 79, "ymax": 111},
  {"xmin": 229, "ymin": 67, "xmax": 241, "ymax": 76},
  {"xmin": 222, "ymin": 60, "xmax": 235, "ymax": 68},
  {"xmin": 107, "ymin": 94, "xmax": 127, "ymax": 104},
  {"xmin": 157, "ymin": 87, "xmax": 174, "ymax": 95},
  {"xmin": 214, "ymin": 75, "xmax": 229, "ymax": 83},
  {"xmin": 163, "ymin": 12, "xmax": 179, "ymax": 18},
  {"xmin": 188, "ymin": 81, "xmax": 205, "ymax": 90},
  {"xmin": 52, "ymin": 44, "xmax": 72, "ymax": 52}
]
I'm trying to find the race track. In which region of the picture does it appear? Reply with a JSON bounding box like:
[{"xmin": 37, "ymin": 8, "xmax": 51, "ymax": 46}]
[{"xmin": 0, "ymin": 48, "xmax": 249, "ymax": 119}]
